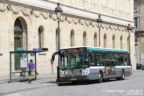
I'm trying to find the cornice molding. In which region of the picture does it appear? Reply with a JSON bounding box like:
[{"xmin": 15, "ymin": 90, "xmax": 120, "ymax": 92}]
[
  {"xmin": 113, "ymin": 26, "xmax": 117, "ymax": 31},
  {"xmin": 60, "ymin": 16, "xmax": 65, "ymax": 22},
  {"xmin": 0, "ymin": 3, "xmax": 7, "ymax": 12},
  {"xmin": 40, "ymin": 12, "xmax": 49, "ymax": 19},
  {"xmin": 0, "ymin": 2, "xmax": 134, "ymax": 31},
  {"xmin": 51, "ymin": 13, "xmax": 57, "ymax": 21},
  {"xmin": 105, "ymin": 24, "xmax": 109, "ymax": 29},
  {"xmin": 65, "ymin": 16, "xmax": 72, "ymax": 24},
  {"xmin": 79, "ymin": 19, "xmax": 84, "ymax": 25},
  {"xmin": 72, "ymin": 18, "xmax": 78, "ymax": 24},
  {"xmin": 84, "ymin": 20, "xmax": 90, "ymax": 26},
  {"xmin": 34, "ymin": 10, "xmax": 40, "ymax": 18},
  {"xmin": 11, "ymin": 5, "xmax": 20, "ymax": 14},
  {"xmin": 20, "ymin": 8, "xmax": 30, "ymax": 16},
  {"xmin": 109, "ymin": 25, "xmax": 113, "ymax": 30},
  {"xmin": 90, "ymin": 21, "xmax": 95, "ymax": 27}
]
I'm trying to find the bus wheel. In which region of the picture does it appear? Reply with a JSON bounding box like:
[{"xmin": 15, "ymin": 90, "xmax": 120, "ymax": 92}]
[
  {"xmin": 120, "ymin": 71, "xmax": 125, "ymax": 80},
  {"xmin": 98, "ymin": 72, "xmax": 103, "ymax": 83}
]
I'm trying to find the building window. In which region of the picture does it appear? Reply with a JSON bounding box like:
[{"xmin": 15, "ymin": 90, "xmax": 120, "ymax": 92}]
[
  {"xmin": 120, "ymin": 36, "xmax": 123, "ymax": 49},
  {"xmin": 38, "ymin": 26, "xmax": 43, "ymax": 49},
  {"xmin": 70, "ymin": 30, "xmax": 74, "ymax": 47},
  {"xmin": 135, "ymin": 47, "xmax": 139, "ymax": 60},
  {"xmin": 134, "ymin": 2, "xmax": 138, "ymax": 11},
  {"xmin": 83, "ymin": 32, "xmax": 87, "ymax": 46},
  {"xmin": 104, "ymin": 34, "xmax": 106, "ymax": 48},
  {"xmin": 94, "ymin": 33, "xmax": 97, "ymax": 47},
  {"xmin": 14, "ymin": 18, "xmax": 23, "ymax": 51},
  {"xmin": 135, "ymin": 35, "xmax": 138, "ymax": 42},
  {"xmin": 127, "ymin": 37, "xmax": 130, "ymax": 51},
  {"xmin": 14, "ymin": 17, "xmax": 27, "ymax": 50},
  {"xmin": 112, "ymin": 35, "xmax": 115, "ymax": 49},
  {"xmin": 134, "ymin": 17, "xmax": 138, "ymax": 28}
]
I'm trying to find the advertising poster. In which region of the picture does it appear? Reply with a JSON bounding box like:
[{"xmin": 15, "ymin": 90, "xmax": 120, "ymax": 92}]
[{"xmin": 20, "ymin": 57, "xmax": 27, "ymax": 68}]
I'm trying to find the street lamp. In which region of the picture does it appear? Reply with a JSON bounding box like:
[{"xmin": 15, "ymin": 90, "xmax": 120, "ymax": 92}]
[
  {"xmin": 97, "ymin": 14, "xmax": 103, "ymax": 47},
  {"xmin": 55, "ymin": 3, "xmax": 63, "ymax": 50},
  {"xmin": 55, "ymin": 3, "xmax": 63, "ymax": 82},
  {"xmin": 127, "ymin": 24, "xmax": 132, "ymax": 66}
]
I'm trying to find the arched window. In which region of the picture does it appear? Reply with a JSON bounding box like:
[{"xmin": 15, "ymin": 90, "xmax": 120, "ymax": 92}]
[
  {"xmin": 112, "ymin": 35, "xmax": 115, "ymax": 48},
  {"xmin": 70, "ymin": 30, "xmax": 74, "ymax": 47},
  {"xmin": 120, "ymin": 36, "xmax": 123, "ymax": 49},
  {"xmin": 14, "ymin": 17, "xmax": 27, "ymax": 50},
  {"xmin": 14, "ymin": 19, "xmax": 23, "ymax": 51},
  {"xmin": 104, "ymin": 34, "xmax": 107, "ymax": 48},
  {"xmin": 83, "ymin": 32, "xmax": 87, "ymax": 46},
  {"xmin": 56, "ymin": 28, "xmax": 60, "ymax": 50},
  {"xmin": 38, "ymin": 26, "xmax": 44, "ymax": 49},
  {"xmin": 94, "ymin": 33, "xmax": 97, "ymax": 47}
]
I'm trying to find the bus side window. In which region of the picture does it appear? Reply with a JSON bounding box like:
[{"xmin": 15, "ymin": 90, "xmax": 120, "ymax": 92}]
[
  {"xmin": 106, "ymin": 53, "xmax": 112, "ymax": 66},
  {"xmin": 113, "ymin": 53, "xmax": 119, "ymax": 66},
  {"xmin": 99, "ymin": 54, "xmax": 103, "ymax": 66},
  {"xmin": 95, "ymin": 53, "xmax": 103, "ymax": 66},
  {"xmin": 76, "ymin": 54, "xmax": 81, "ymax": 68},
  {"xmin": 123, "ymin": 54, "xmax": 129, "ymax": 66},
  {"xmin": 103, "ymin": 53, "xmax": 107, "ymax": 66},
  {"xmin": 95, "ymin": 54, "xmax": 100, "ymax": 66},
  {"xmin": 89, "ymin": 51, "xmax": 95, "ymax": 66},
  {"xmin": 118, "ymin": 54, "xmax": 123, "ymax": 66}
]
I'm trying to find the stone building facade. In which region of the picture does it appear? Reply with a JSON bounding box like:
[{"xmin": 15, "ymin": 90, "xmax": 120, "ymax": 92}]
[
  {"xmin": 134, "ymin": 0, "xmax": 144, "ymax": 64},
  {"xmin": 0, "ymin": 0, "xmax": 136, "ymax": 77}
]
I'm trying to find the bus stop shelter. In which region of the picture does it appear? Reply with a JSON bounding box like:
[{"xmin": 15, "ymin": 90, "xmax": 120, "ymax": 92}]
[{"xmin": 9, "ymin": 50, "xmax": 47, "ymax": 83}]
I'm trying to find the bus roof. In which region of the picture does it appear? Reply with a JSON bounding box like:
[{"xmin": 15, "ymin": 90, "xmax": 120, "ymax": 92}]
[{"xmin": 60, "ymin": 46, "xmax": 129, "ymax": 53}]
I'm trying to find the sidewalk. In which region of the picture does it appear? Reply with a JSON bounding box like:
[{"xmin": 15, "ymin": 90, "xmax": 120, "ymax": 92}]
[{"xmin": 0, "ymin": 74, "xmax": 57, "ymax": 95}]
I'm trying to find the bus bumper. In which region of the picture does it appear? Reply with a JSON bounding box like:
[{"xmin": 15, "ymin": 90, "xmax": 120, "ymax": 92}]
[{"xmin": 59, "ymin": 76, "xmax": 88, "ymax": 82}]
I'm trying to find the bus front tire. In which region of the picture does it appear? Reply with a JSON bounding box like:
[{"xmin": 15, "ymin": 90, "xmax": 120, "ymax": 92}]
[
  {"xmin": 121, "ymin": 71, "xmax": 125, "ymax": 80},
  {"xmin": 98, "ymin": 72, "xmax": 103, "ymax": 83}
]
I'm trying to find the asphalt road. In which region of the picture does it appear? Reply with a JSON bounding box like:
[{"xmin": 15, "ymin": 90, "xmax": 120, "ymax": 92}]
[{"xmin": 3, "ymin": 70, "xmax": 144, "ymax": 96}]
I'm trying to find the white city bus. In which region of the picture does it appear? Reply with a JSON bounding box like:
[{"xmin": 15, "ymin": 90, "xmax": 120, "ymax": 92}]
[{"xmin": 51, "ymin": 47, "xmax": 132, "ymax": 83}]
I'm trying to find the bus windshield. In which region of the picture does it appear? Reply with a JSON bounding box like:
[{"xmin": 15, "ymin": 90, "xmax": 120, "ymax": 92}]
[{"xmin": 59, "ymin": 48, "xmax": 88, "ymax": 69}]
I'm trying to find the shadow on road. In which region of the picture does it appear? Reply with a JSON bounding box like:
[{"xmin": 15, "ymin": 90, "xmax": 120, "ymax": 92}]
[
  {"xmin": 57, "ymin": 78, "xmax": 129, "ymax": 86},
  {"xmin": 15, "ymin": 77, "xmax": 130, "ymax": 87}
]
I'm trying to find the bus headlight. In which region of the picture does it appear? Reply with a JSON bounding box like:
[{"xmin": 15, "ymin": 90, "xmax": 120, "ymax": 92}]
[
  {"xmin": 60, "ymin": 71, "xmax": 64, "ymax": 77},
  {"xmin": 63, "ymin": 71, "xmax": 72, "ymax": 76},
  {"xmin": 82, "ymin": 69, "xmax": 89, "ymax": 75},
  {"xmin": 73, "ymin": 70, "xmax": 82, "ymax": 75}
]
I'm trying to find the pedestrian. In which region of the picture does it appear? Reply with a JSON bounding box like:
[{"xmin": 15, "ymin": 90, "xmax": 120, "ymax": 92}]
[{"xmin": 27, "ymin": 59, "xmax": 35, "ymax": 83}]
